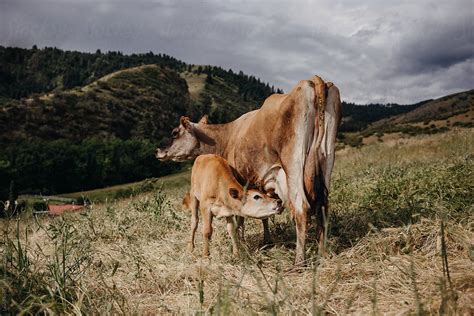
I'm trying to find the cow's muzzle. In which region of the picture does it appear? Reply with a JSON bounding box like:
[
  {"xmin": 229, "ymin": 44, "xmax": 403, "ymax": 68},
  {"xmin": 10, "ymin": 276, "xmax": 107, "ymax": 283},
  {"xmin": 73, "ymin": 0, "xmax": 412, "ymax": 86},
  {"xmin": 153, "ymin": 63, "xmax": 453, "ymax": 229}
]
[{"xmin": 155, "ymin": 148, "xmax": 167, "ymax": 160}]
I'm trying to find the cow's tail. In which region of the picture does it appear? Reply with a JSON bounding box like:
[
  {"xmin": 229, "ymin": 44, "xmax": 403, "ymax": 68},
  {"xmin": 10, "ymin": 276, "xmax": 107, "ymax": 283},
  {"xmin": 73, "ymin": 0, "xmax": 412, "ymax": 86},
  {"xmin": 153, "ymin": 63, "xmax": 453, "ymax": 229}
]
[
  {"xmin": 303, "ymin": 76, "xmax": 327, "ymax": 208},
  {"xmin": 314, "ymin": 76, "xmax": 326, "ymax": 151}
]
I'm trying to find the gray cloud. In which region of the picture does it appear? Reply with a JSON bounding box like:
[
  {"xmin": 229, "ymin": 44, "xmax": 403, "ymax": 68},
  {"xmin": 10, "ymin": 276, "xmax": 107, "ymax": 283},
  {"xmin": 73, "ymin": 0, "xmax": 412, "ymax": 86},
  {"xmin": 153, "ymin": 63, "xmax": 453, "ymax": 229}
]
[{"xmin": 1, "ymin": 0, "xmax": 473, "ymax": 104}]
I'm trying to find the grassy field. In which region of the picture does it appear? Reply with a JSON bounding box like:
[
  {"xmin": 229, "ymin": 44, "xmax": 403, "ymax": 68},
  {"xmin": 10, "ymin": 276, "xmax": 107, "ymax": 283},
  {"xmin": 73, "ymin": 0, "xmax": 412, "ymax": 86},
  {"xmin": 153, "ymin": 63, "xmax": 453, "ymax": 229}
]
[
  {"xmin": 1, "ymin": 128, "xmax": 473, "ymax": 314},
  {"xmin": 60, "ymin": 169, "xmax": 191, "ymax": 203}
]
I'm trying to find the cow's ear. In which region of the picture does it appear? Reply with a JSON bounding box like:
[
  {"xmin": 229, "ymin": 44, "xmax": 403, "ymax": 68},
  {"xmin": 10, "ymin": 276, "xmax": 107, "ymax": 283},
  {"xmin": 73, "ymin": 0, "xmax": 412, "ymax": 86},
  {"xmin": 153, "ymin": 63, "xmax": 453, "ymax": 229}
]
[
  {"xmin": 198, "ymin": 115, "xmax": 209, "ymax": 124},
  {"xmin": 229, "ymin": 188, "xmax": 240, "ymax": 199},
  {"xmin": 180, "ymin": 116, "xmax": 192, "ymax": 130}
]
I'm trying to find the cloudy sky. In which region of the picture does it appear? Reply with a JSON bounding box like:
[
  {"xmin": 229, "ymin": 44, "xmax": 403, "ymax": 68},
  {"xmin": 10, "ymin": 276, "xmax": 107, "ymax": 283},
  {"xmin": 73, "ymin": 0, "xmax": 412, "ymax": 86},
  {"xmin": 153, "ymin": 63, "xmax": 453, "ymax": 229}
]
[{"xmin": 1, "ymin": 0, "xmax": 473, "ymax": 104}]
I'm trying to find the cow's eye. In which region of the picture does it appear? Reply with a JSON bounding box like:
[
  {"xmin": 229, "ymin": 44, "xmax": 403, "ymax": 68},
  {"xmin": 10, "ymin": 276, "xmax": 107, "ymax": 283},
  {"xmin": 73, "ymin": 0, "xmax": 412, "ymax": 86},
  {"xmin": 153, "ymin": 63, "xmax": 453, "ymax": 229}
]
[
  {"xmin": 172, "ymin": 130, "xmax": 179, "ymax": 138},
  {"xmin": 253, "ymin": 195, "xmax": 262, "ymax": 200}
]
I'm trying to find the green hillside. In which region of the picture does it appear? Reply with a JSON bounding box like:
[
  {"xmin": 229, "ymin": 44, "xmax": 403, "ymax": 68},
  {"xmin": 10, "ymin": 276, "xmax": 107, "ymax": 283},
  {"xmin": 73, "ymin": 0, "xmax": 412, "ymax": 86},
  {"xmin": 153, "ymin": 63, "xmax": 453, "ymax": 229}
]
[
  {"xmin": 337, "ymin": 89, "xmax": 474, "ymax": 148},
  {"xmin": 364, "ymin": 90, "xmax": 474, "ymax": 138},
  {"xmin": 371, "ymin": 89, "xmax": 474, "ymax": 128}
]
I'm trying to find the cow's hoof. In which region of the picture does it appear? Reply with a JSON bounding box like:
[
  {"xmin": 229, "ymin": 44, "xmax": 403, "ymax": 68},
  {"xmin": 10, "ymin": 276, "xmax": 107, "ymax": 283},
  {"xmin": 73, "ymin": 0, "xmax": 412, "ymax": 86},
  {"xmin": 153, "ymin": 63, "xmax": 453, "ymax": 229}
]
[
  {"xmin": 294, "ymin": 255, "xmax": 307, "ymax": 267},
  {"xmin": 259, "ymin": 239, "xmax": 275, "ymax": 250}
]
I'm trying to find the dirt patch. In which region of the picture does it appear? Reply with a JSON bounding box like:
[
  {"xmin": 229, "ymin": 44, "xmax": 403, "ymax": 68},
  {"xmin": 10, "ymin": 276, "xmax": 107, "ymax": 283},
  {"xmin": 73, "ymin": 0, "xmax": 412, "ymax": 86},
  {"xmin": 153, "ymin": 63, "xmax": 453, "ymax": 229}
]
[{"xmin": 181, "ymin": 72, "xmax": 206, "ymax": 102}]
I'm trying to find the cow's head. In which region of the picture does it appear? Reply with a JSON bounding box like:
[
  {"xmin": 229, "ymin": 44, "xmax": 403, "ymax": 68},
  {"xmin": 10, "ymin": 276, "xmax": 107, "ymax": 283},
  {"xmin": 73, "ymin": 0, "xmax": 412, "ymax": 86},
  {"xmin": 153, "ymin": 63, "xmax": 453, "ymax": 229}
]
[
  {"xmin": 155, "ymin": 115, "xmax": 208, "ymax": 162},
  {"xmin": 229, "ymin": 188, "xmax": 284, "ymax": 219}
]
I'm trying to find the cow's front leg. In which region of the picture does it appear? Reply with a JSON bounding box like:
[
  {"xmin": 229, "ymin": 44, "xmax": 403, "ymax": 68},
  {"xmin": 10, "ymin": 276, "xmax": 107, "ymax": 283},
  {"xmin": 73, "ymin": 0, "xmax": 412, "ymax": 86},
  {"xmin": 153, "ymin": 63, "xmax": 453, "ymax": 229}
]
[
  {"xmin": 261, "ymin": 218, "xmax": 273, "ymax": 246},
  {"xmin": 226, "ymin": 216, "xmax": 240, "ymax": 256},
  {"xmin": 236, "ymin": 216, "xmax": 245, "ymax": 241}
]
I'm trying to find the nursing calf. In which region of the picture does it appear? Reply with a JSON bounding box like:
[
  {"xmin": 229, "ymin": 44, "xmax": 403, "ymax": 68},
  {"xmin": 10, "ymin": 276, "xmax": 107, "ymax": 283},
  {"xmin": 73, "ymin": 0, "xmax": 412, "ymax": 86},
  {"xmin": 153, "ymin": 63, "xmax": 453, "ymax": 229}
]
[{"xmin": 188, "ymin": 154, "xmax": 283, "ymax": 256}]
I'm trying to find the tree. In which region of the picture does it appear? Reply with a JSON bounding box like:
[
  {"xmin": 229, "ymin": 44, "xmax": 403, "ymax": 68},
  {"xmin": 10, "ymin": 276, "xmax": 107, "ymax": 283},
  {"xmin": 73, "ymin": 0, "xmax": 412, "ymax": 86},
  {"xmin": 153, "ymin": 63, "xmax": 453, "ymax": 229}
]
[
  {"xmin": 206, "ymin": 73, "xmax": 213, "ymax": 84},
  {"xmin": 8, "ymin": 180, "xmax": 17, "ymax": 214}
]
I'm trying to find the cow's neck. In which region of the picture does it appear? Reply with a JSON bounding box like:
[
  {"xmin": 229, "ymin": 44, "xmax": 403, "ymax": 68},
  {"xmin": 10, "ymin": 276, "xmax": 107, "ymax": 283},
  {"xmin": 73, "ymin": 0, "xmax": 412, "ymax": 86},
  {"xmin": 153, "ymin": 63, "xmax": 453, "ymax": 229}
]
[{"xmin": 194, "ymin": 123, "xmax": 232, "ymax": 157}]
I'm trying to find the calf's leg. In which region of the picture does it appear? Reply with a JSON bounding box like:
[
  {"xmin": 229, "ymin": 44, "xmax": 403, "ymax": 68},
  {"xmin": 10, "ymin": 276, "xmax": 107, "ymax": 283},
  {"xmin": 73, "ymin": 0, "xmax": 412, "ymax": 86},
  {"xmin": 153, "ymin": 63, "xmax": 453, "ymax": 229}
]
[
  {"xmin": 202, "ymin": 208, "xmax": 213, "ymax": 257},
  {"xmin": 188, "ymin": 195, "xmax": 199, "ymax": 252},
  {"xmin": 226, "ymin": 216, "xmax": 240, "ymax": 256}
]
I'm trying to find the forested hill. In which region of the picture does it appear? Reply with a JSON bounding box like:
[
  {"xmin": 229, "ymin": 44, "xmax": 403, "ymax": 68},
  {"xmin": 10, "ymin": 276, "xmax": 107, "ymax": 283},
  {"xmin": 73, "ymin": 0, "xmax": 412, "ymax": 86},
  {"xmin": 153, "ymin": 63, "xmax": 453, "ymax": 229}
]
[
  {"xmin": 0, "ymin": 46, "xmax": 278, "ymax": 104},
  {"xmin": 0, "ymin": 65, "xmax": 189, "ymax": 143},
  {"xmin": 0, "ymin": 46, "xmax": 279, "ymax": 199},
  {"xmin": 0, "ymin": 46, "xmax": 185, "ymax": 102},
  {"xmin": 1, "ymin": 45, "xmax": 425, "ymax": 140}
]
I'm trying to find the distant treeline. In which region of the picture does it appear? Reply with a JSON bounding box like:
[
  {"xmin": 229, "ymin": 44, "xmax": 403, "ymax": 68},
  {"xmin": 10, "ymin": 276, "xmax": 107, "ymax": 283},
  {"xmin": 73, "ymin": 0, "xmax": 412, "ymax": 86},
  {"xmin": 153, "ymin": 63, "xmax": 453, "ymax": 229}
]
[
  {"xmin": 190, "ymin": 64, "xmax": 282, "ymax": 103},
  {"xmin": 0, "ymin": 46, "xmax": 186, "ymax": 100},
  {"xmin": 340, "ymin": 101, "xmax": 426, "ymax": 132},
  {"xmin": 0, "ymin": 138, "xmax": 180, "ymax": 200}
]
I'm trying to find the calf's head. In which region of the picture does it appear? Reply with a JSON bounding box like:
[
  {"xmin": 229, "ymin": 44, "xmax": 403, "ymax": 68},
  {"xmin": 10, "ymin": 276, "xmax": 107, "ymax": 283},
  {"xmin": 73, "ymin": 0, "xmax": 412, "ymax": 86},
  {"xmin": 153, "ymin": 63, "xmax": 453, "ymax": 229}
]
[
  {"xmin": 156, "ymin": 116, "xmax": 208, "ymax": 162},
  {"xmin": 229, "ymin": 188, "xmax": 283, "ymax": 219}
]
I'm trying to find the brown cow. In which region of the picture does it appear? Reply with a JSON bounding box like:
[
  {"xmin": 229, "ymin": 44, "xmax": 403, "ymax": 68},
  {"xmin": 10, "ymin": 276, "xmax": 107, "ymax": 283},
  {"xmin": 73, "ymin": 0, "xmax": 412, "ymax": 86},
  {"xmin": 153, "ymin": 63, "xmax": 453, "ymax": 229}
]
[
  {"xmin": 157, "ymin": 76, "xmax": 342, "ymax": 264},
  {"xmin": 188, "ymin": 154, "xmax": 283, "ymax": 257}
]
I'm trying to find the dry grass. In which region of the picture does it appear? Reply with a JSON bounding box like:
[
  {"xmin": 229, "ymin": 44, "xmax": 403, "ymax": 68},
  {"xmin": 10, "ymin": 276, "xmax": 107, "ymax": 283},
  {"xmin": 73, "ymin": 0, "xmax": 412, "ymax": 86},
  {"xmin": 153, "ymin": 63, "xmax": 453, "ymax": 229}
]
[{"xmin": 1, "ymin": 128, "xmax": 473, "ymax": 314}]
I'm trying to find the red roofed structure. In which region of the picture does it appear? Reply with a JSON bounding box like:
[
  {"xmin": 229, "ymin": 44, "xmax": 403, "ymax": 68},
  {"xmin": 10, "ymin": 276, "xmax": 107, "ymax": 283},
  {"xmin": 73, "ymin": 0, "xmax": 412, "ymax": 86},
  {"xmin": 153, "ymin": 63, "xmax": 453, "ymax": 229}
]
[{"xmin": 47, "ymin": 204, "xmax": 85, "ymax": 215}]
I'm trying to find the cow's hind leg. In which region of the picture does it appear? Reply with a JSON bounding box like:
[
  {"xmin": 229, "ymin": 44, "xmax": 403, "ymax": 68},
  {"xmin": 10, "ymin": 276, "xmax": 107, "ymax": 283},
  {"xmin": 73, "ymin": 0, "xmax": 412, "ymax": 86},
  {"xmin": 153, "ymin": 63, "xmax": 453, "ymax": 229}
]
[
  {"xmin": 315, "ymin": 203, "xmax": 328, "ymax": 254},
  {"xmin": 282, "ymin": 80, "xmax": 315, "ymax": 265},
  {"xmin": 285, "ymin": 163, "xmax": 311, "ymax": 265},
  {"xmin": 312, "ymin": 167, "xmax": 329, "ymax": 254},
  {"xmin": 188, "ymin": 194, "xmax": 199, "ymax": 252},
  {"xmin": 294, "ymin": 206, "xmax": 309, "ymax": 265}
]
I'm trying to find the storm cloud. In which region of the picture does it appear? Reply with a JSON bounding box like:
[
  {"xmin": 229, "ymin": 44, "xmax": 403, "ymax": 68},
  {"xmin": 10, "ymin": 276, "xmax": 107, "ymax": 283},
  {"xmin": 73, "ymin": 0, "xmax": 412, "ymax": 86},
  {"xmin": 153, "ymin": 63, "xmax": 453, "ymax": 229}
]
[{"xmin": 1, "ymin": 0, "xmax": 473, "ymax": 103}]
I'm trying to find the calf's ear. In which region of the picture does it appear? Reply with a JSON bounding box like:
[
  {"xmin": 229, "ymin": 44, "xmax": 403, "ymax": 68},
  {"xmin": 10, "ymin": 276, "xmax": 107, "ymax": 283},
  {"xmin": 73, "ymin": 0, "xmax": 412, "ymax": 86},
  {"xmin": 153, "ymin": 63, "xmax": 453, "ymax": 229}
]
[{"xmin": 229, "ymin": 188, "xmax": 240, "ymax": 199}]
